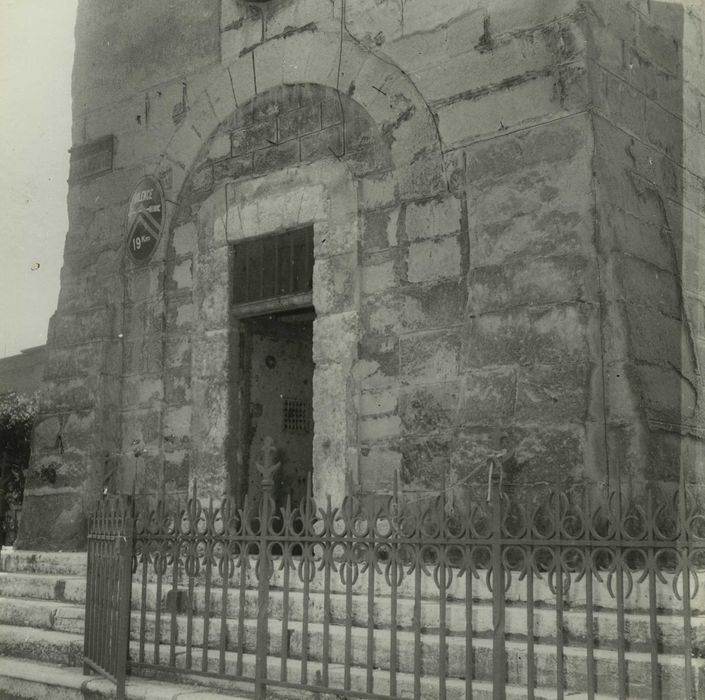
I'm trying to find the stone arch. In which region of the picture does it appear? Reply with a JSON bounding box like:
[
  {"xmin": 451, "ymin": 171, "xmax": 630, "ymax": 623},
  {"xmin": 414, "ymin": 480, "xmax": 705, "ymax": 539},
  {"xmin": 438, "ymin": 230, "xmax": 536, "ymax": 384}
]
[
  {"xmin": 162, "ymin": 82, "xmax": 404, "ymax": 503},
  {"xmin": 154, "ymin": 31, "xmax": 445, "ymax": 211}
]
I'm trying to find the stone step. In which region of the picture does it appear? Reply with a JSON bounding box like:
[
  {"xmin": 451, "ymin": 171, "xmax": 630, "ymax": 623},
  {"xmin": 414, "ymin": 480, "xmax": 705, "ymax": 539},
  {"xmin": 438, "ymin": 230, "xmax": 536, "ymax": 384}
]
[
  {"xmin": 5, "ymin": 548, "xmax": 703, "ymax": 616},
  {"xmin": 0, "ymin": 656, "xmax": 579, "ymax": 700},
  {"xmin": 129, "ymin": 609, "xmax": 705, "ymax": 681},
  {"xmin": 0, "ymin": 549, "xmax": 86, "ymax": 577},
  {"xmin": 130, "ymin": 590, "xmax": 704, "ymax": 656},
  {"xmin": 0, "ymin": 596, "xmax": 83, "ymax": 634},
  {"xmin": 0, "ymin": 571, "xmax": 84, "ymax": 603},
  {"xmin": 133, "ymin": 638, "xmax": 705, "ymax": 699},
  {"xmin": 0, "ymin": 657, "xmax": 251, "ymax": 700},
  {"xmin": 0, "ymin": 624, "xmax": 83, "ymax": 667},
  {"xmin": 1, "ymin": 571, "xmax": 702, "ymax": 655},
  {"xmin": 0, "ymin": 618, "xmax": 700, "ymax": 699},
  {"xmin": 136, "ymin": 556, "xmax": 705, "ymax": 615},
  {"xmin": 1, "ymin": 596, "xmax": 701, "ymax": 693}
]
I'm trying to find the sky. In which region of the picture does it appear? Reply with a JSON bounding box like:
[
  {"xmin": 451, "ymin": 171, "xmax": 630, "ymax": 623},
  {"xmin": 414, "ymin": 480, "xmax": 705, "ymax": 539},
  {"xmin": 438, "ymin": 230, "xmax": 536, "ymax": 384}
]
[{"xmin": 0, "ymin": 0, "xmax": 77, "ymax": 358}]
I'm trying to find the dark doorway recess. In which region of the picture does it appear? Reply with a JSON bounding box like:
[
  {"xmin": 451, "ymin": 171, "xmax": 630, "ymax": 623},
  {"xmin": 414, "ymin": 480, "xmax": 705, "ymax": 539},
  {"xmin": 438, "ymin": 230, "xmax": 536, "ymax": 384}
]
[{"xmin": 239, "ymin": 309, "xmax": 315, "ymax": 513}]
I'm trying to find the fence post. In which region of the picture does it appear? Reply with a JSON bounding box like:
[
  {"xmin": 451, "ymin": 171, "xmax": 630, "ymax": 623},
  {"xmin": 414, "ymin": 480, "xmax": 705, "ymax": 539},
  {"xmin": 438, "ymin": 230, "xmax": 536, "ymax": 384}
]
[
  {"xmin": 490, "ymin": 458, "xmax": 506, "ymax": 700},
  {"xmin": 255, "ymin": 437, "xmax": 279, "ymax": 700},
  {"xmin": 116, "ymin": 496, "xmax": 134, "ymax": 699}
]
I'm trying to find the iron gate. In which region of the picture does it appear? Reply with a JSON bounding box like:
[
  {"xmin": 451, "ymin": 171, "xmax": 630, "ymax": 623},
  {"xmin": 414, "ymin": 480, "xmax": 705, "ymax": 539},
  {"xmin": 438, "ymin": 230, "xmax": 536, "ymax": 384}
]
[
  {"xmin": 84, "ymin": 461, "xmax": 705, "ymax": 699},
  {"xmin": 83, "ymin": 494, "xmax": 134, "ymax": 699}
]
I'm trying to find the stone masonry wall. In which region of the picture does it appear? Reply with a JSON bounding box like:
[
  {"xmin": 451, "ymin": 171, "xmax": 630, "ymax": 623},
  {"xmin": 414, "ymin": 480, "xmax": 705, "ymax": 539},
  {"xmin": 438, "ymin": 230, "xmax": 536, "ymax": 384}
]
[
  {"xmin": 586, "ymin": 0, "xmax": 705, "ymax": 488},
  {"xmin": 16, "ymin": 0, "xmax": 703, "ymax": 548}
]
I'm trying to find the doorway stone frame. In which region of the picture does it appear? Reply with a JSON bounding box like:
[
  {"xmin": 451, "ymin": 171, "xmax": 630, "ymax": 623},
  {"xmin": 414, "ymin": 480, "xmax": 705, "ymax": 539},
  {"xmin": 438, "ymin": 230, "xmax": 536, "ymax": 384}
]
[{"xmin": 176, "ymin": 162, "xmax": 361, "ymax": 504}]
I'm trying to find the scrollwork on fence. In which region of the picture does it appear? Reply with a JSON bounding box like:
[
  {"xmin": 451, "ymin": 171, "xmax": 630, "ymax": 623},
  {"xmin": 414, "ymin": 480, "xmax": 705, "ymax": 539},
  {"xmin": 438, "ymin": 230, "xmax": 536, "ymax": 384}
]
[{"xmin": 131, "ymin": 481, "xmax": 705, "ymax": 602}]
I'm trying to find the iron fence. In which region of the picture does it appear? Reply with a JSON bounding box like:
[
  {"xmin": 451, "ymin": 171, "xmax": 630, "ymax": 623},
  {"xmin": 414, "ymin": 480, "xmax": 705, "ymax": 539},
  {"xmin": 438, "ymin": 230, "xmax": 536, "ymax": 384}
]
[{"xmin": 120, "ymin": 464, "xmax": 705, "ymax": 700}]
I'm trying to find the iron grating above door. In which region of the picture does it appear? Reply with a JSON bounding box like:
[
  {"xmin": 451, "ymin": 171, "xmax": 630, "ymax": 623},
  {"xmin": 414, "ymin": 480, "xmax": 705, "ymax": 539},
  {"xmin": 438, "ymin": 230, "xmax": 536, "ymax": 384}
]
[{"xmin": 233, "ymin": 226, "xmax": 313, "ymax": 308}]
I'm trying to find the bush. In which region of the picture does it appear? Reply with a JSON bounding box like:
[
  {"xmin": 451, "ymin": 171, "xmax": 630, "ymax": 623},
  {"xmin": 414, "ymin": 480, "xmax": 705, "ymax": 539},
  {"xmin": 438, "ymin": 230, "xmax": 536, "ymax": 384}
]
[{"xmin": 0, "ymin": 392, "xmax": 37, "ymax": 542}]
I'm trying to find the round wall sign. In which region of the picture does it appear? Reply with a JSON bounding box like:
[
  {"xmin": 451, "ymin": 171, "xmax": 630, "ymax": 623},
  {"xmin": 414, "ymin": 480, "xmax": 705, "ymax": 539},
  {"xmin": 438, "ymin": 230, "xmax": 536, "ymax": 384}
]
[{"xmin": 126, "ymin": 175, "xmax": 165, "ymax": 262}]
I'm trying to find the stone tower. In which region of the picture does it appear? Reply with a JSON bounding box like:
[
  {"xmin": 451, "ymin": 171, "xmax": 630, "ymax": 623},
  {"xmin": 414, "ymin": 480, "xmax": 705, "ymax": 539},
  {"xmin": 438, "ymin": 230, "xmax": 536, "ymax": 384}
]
[{"xmin": 17, "ymin": 0, "xmax": 705, "ymax": 549}]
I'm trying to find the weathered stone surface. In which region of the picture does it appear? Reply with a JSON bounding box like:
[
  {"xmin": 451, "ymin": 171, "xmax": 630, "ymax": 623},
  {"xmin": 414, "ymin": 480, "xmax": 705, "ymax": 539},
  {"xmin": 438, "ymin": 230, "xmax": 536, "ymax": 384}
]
[
  {"xmin": 460, "ymin": 367, "xmax": 517, "ymax": 424},
  {"xmin": 399, "ymin": 382, "xmax": 460, "ymax": 435},
  {"xmin": 361, "ymin": 207, "xmax": 400, "ymax": 251},
  {"xmin": 22, "ymin": 0, "xmax": 705, "ymax": 551},
  {"xmin": 407, "ymin": 236, "xmax": 462, "ymax": 284},
  {"xmin": 355, "ymin": 336, "xmax": 399, "ymax": 390},
  {"xmin": 468, "ymin": 255, "xmax": 597, "ymax": 313},
  {"xmin": 358, "ymin": 445, "xmax": 401, "ymax": 491},
  {"xmin": 515, "ymin": 363, "xmax": 592, "ymax": 422},
  {"xmin": 452, "ymin": 424, "xmax": 587, "ymax": 486},
  {"xmin": 399, "ymin": 436, "xmax": 450, "ymax": 491},
  {"xmin": 362, "ymin": 280, "xmax": 467, "ymax": 337},
  {"xmin": 464, "ymin": 304, "xmax": 595, "ymax": 368},
  {"xmin": 313, "ymin": 253, "xmax": 356, "ymax": 315},
  {"xmin": 400, "ymin": 331, "xmax": 461, "ymax": 385},
  {"xmin": 15, "ymin": 492, "xmax": 87, "ymax": 551},
  {"xmin": 359, "ymin": 389, "xmax": 398, "ymax": 418},
  {"xmin": 436, "ymin": 73, "xmax": 577, "ymax": 147},
  {"xmin": 359, "ymin": 415, "xmax": 402, "ymax": 442},
  {"xmin": 312, "ymin": 312, "xmax": 358, "ymax": 366},
  {"xmin": 405, "ymin": 195, "xmax": 461, "ymax": 241}
]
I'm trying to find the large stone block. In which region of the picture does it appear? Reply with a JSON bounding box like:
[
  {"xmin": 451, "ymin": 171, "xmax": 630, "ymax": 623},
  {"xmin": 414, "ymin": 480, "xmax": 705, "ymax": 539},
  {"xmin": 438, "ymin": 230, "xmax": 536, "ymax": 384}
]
[
  {"xmin": 355, "ymin": 336, "xmax": 399, "ymax": 390},
  {"xmin": 436, "ymin": 73, "xmax": 570, "ymax": 147},
  {"xmin": 468, "ymin": 255, "xmax": 596, "ymax": 313},
  {"xmin": 361, "ymin": 206, "xmax": 400, "ymax": 251},
  {"xmin": 15, "ymin": 491, "xmax": 87, "ymax": 550},
  {"xmin": 41, "ymin": 376, "xmax": 100, "ymax": 413},
  {"xmin": 468, "ymin": 151, "xmax": 593, "ymax": 266},
  {"xmin": 407, "ymin": 236, "xmax": 462, "ymax": 284},
  {"xmin": 464, "ymin": 112, "xmax": 591, "ymax": 186},
  {"xmin": 51, "ymin": 308, "xmax": 113, "ymax": 347},
  {"xmin": 399, "ymin": 435, "xmax": 450, "ymax": 491},
  {"xmin": 359, "ymin": 389, "xmax": 398, "ymax": 417},
  {"xmin": 459, "ymin": 367, "xmax": 517, "ymax": 424},
  {"xmin": 623, "ymin": 304, "xmax": 687, "ymax": 368},
  {"xmin": 123, "ymin": 335, "xmax": 163, "ymax": 376},
  {"xmin": 515, "ymin": 362, "xmax": 592, "ymax": 422},
  {"xmin": 121, "ymin": 407, "xmax": 163, "ymax": 449},
  {"xmin": 358, "ymin": 445, "xmax": 401, "ymax": 491},
  {"xmin": 361, "ymin": 256, "xmax": 397, "ymax": 295},
  {"xmin": 313, "ymin": 253, "xmax": 356, "ymax": 315},
  {"xmin": 400, "ymin": 330, "xmax": 461, "ymax": 384},
  {"xmin": 452, "ymin": 423, "xmax": 587, "ymax": 485},
  {"xmin": 165, "ymin": 372, "xmax": 192, "ymax": 406},
  {"xmin": 122, "ymin": 375, "xmax": 164, "ymax": 408},
  {"xmin": 191, "ymin": 329, "xmax": 230, "ymax": 379},
  {"xmin": 405, "ymin": 195, "xmax": 461, "ymax": 241},
  {"xmin": 312, "ymin": 312, "xmax": 359, "ymax": 366},
  {"xmin": 399, "ymin": 381, "xmax": 461, "ymax": 435},
  {"xmin": 599, "ymin": 203, "xmax": 673, "ymax": 272},
  {"xmin": 362, "ymin": 280, "xmax": 467, "ymax": 337},
  {"xmin": 464, "ymin": 304, "xmax": 595, "ymax": 368},
  {"xmin": 614, "ymin": 255, "xmax": 681, "ymax": 318},
  {"xmin": 638, "ymin": 363, "xmax": 698, "ymax": 425},
  {"xmin": 359, "ymin": 415, "xmax": 402, "ymax": 442}
]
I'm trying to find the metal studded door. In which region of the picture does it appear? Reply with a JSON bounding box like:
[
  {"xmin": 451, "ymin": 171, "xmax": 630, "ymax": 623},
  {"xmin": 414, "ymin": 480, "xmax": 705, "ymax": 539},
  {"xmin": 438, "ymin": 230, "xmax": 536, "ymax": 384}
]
[{"xmin": 244, "ymin": 312, "xmax": 314, "ymax": 510}]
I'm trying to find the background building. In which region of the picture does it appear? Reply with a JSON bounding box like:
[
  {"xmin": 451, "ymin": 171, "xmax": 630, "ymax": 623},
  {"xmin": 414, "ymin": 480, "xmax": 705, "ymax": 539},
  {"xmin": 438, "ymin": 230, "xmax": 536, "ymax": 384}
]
[{"xmin": 15, "ymin": 0, "xmax": 705, "ymax": 550}]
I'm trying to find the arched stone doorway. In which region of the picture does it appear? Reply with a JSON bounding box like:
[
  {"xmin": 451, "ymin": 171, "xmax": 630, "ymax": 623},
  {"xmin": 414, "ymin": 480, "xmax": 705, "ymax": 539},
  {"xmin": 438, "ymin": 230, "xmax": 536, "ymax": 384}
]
[{"xmin": 162, "ymin": 83, "xmax": 399, "ymax": 504}]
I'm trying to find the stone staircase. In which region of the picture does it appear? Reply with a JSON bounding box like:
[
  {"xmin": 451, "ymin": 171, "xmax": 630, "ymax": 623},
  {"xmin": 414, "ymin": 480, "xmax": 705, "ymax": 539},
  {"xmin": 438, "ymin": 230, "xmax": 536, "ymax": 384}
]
[
  {"xmin": 0, "ymin": 548, "xmax": 704, "ymax": 699},
  {"xmin": 0, "ymin": 549, "xmax": 248, "ymax": 699}
]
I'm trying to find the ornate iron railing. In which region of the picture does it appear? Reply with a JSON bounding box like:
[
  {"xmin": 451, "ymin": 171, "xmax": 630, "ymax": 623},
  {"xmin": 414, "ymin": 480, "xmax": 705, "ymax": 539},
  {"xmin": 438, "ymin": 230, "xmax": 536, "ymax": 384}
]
[{"xmin": 124, "ymin": 463, "xmax": 705, "ymax": 700}]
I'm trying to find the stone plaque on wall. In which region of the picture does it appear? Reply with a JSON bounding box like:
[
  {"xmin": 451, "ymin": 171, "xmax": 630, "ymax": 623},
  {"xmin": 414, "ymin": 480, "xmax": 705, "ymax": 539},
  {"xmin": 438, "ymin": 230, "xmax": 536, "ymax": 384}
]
[{"xmin": 68, "ymin": 135, "xmax": 114, "ymax": 182}]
